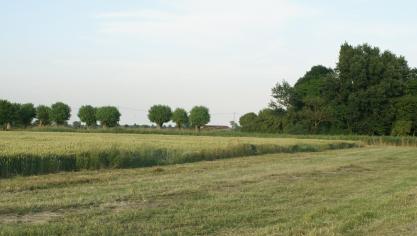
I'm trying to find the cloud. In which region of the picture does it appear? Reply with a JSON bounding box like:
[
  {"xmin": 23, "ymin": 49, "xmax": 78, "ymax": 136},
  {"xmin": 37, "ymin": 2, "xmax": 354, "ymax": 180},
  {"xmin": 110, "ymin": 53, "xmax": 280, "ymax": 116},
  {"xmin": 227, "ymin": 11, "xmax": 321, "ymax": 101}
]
[
  {"xmin": 94, "ymin": 9, "xmax": 176, "ymax": 21},
  {"xmin": 94, "ymin": 0, "xmax": 317, "ymax": 43}
]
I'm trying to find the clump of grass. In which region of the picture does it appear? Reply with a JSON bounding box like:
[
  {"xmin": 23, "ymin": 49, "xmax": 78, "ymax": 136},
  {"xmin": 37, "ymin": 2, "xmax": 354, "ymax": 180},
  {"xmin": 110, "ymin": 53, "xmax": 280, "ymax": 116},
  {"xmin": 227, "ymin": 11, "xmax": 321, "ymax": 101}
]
[{"xmin": 153, "ymin": 167, "xmax": 164, "ymax": 173}]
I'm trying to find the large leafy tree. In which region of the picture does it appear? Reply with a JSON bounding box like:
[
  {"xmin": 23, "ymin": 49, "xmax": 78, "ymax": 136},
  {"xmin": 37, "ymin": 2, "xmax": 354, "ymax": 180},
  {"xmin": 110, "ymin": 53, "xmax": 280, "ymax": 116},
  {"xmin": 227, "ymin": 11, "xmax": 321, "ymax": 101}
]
[
  {"xmin": 300, "ymin": 96, "xmax": 331, "ymax": 133},
  {"xmin": 36, "ymin": 105, "xmax": 51, "ymax": 126},
  {"xmin": 392, "ymin": 96, "xmax": 417, "ymax": 135},
  {"xmin": 96, "ymin": 106, "xmax": 121, "ymax": 128},
  {"xmin": 148, "ymin": 105, "xmax": 172, "ymax": 129},
  {"xmin": 189, "ymin": 106, "xmax": 210, "ymax": 131},
  {"xmin": 262, "ymin": 43, "xmax": 416, "ymax": 135},
  {"xmin": 270, "ymin": 66, "xmax": 334, "ymax": 134},
  {"xmin": 256, "ymin": 108, "xmax": 286, "ymax": 133},
  {"xmin": 171, "ymin": 108, "xmax": 188, "ymax": 129},
  {"xmin": 293, "ymin": 66, "xmax": 334, "ymax": 110},
  {"xmin": 50, "ymin": 102, "xmax": 71, "ymax": 125},
  {"xmin": 0, "ymin": 99, "xmax": 15, "ymax": 130},
  {"xmin": 17, "ymin": 103, "xmax": 36, "ymax": 127},
  {"xmin": 270, "ymin": 80, "xmax": 294, "ymax": 110},
  {"xmin": 330, "ymin": 43, "xmax": 410, "ymax": 135},
  {"xmin": 78, "ymin": 105, "xmax": 97, "ymax": 127},
  {"xmin": 239, "ymin": 112, "xmax": 259, "ymax": 132}
]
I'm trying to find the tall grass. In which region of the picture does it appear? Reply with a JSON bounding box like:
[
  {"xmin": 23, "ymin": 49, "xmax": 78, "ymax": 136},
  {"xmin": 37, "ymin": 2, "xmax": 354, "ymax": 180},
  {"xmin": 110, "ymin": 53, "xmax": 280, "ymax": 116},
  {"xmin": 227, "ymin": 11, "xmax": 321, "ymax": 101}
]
[{"xmin": 0, "ymin": 142, "xmax": 358, "ymax": 178}]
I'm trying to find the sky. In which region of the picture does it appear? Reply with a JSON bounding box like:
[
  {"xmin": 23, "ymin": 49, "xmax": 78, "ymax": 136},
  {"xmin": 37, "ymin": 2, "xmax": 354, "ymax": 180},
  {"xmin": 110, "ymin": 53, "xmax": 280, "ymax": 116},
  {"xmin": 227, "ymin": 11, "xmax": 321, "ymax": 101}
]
[{"xmin": 1, "ymin": 0, "xmax": 417, "ymax": 125}]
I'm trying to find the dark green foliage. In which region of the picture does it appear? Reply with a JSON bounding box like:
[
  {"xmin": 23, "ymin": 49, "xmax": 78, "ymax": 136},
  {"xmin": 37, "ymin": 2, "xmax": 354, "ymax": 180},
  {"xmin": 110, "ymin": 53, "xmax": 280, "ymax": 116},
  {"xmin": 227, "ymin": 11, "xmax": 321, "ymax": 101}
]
[
  {"xmin": 394, "ymin": 96, "xmax": 417, "ymax": 121},
  {"xmin": 148, "ymin": 105, "xmax": 172, "ymax": 128},
  {"xmin": 0, "ymin": 99, "xmax": 15, "ymax": 129},
  {"xmin": 36, "ymin": 105, "xmax": 51, "ymax": 126},
  {"xmin": 96, "ymin": 106, "xmax": 121, "ymax": 128},
  {"xmin": 391, "ymin": 121, "xmax": 413, "ymax": 136},
  {"xmin": 293, "ymin": 66, "xmax": 333, "ymax": 110},
  {"xmin": 239, "ymin": 109, "xmax": 286, "ymax": 133},
  {"xmin": 78, "ymin": 105, "xmax": 97, "ymax": 127},
  {"xmin": 393, "ymin": 96, "xmax": 417, "ymax": 135},
  {"xmin": 329, "ymin": 43, "xmax": 409, "ymax": 135},
  {"xmin": 72, "ymin": 121, "xmax": 82, "ymax": 128},
  {"xmin": 256, "ymin": 108, "xmax": 285, "ymax": 133},
  {"xmin": 189, "ymin": 106, "xmax": 210, "ymax": 131},
  {"xmin": 239, "ymin": 112, "xmax": 259, "ymax": 132},
  {"xmin": 50, "ymin": 102, "xmax": 71, "ymax": 125},
  {"xmin": 171, "ymin": 108, "xmax": 188, "ymax": 129},
  {"xmin": 16, "ymin": 103, "xmax": 36, "ymax": 127},
  {"xmin": 270, "ymin": 80, "xmax": 294, "ymax": 110},
  {"xmin": 253, "ymin": 43, "xmax": 417, "ymax": 136},
  {"xmin": 300, "ymin": 96, "xmax": 331, "ymax": 133}
]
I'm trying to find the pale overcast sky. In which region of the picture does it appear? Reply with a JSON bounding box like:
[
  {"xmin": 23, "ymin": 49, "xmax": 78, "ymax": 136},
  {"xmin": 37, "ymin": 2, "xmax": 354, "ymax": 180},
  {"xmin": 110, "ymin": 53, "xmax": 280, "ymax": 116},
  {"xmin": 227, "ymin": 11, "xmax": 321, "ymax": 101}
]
[{"xmin": 1, "ymin": 0, "xmax": 417, "ymax": 125}]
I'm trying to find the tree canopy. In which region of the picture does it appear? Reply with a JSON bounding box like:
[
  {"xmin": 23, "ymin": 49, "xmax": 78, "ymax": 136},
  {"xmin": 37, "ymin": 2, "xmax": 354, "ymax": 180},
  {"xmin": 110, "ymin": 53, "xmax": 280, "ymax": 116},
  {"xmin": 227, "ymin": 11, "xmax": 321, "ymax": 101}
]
[
  {"xmin": 78, "ymin": 105, "xmax": 97, "ymax": 127},
  {"xmin": 242, "ymin": 43, "xmax": 417, "ymax": 136},
  {"xmin": 189, "ymin": 106, "xmax": 210, "ymax": 131},
  {"xmin": 171, "ymin": 108, "xmax": 188, "ymax": 129},
  {"xmin": 50, "ymin": 102, "xmax": 71, "ymax": 125},
  {"xmin": 148, "ymin": 105, "xmax": 172, "ymax": 128},
  {"xmin": 0, "ymin": 100, "xmax": 15, "ymax": 129},
  {"xmin": 36, "ymin": 105, "xmax": 51, "ymax": 126},
  {"xmin": 16, "ymin": 103, "xmax": 36, "ymax": 127},
  {"xmin": 96, "ymin": 106, "xmax": 121, "ymax": 128}
]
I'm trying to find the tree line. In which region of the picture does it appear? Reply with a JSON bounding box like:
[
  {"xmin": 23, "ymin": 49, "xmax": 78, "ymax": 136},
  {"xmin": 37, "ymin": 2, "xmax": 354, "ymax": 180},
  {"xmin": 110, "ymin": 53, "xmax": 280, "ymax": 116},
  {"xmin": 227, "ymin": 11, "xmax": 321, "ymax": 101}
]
[
  {"xmin": 148, "ymin": 105, "xmax": 210, "ymax": 131},
  {"xmin": 0, "ymin": 100, "xmax": 210, "ymax": 131},
  {"xmin": 239, "ymin": 43, "xmax": 417, "ymax": 136}
]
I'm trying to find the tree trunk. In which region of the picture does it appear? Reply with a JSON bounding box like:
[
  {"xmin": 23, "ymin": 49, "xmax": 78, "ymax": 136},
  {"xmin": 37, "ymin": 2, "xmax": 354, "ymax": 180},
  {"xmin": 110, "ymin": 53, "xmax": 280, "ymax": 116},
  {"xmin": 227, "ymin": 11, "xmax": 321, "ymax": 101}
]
[
  {"xmin": 6, "ymin": 122, "xmax": 11, "ymax": 130},
  {"xmin": 157, "ymin": 124, "xmax": 162, "ymax": 129},
  {"xmin": 177, "ymin": 123, "xmax": 182, "ymax": 130},
  {"xmin": 195, "ymin": 126, "xmax": 200, "ymax": 132}
]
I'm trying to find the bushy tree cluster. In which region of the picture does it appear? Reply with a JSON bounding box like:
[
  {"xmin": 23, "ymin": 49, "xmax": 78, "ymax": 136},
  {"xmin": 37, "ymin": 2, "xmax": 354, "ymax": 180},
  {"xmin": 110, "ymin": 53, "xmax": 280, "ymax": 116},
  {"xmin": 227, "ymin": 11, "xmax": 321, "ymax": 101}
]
[
  {"xmin": 0, "ymin": 100, "xmax": 71, "ymax": 129},
  {"xmin": 148, "ymin": 105, "xmax": 210, "ymax": 131},
  {"xmin": 95, "ymin": 106, "xmax": 121, "ymax": 128},
  {"xmin": 0, "ymin": 100, "xmax": 124, "ymax": 129},
  {"xmin": 241, "ymin": 43, "xmax": 417, "ymax": 136},
  {"xmin": 239, "ymin": 109, "xmax": 286, "ymax": 133},
  {"xmin": 77, "ymin": 105, "xmax": 121, "ymax": 128}
]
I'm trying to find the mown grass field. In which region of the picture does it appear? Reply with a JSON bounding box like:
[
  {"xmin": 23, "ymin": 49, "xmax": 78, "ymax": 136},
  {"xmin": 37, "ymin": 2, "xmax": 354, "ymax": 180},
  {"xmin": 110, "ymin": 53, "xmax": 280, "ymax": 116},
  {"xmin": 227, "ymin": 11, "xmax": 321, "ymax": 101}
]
[
  {"xmin": 0, "ymin": 132, "xmax": 357, "ymax": 177},
  {"xmin": 1, "ymin": 146, "xmax": 417, "ymax": 235}
]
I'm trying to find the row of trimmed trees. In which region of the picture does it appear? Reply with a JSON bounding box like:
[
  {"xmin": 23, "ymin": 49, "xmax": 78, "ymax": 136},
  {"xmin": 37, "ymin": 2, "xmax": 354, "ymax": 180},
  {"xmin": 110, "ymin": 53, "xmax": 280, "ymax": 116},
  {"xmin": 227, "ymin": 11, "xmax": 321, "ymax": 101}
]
[
  {"xmin": 239, "ymin": 43, "xmax": 417, "ymax": 136},
  {"xmin": 77, "ymin": 105, "xmax": 121, "ymax": 128},
  {"xmin": 0, "ymin": 101, "xmax": 71, "ymax": 129},
  {"xmin": 0, "ymin": 100, "xmax": 211, "ymax": 130},
  {"xmin": 0, "ymin": 100, "xmax": 121, "ymax": 129},
  {"xmin": 148, "ymin": 105, "xmax": 210, "ymax": 131}
]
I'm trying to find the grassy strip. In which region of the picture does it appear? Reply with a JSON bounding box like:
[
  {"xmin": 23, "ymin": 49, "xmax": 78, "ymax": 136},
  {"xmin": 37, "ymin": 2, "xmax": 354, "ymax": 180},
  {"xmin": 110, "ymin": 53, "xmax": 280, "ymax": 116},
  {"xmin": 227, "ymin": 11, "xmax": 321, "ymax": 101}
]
[
  {"xmin": 0, "ymin": 142, "xmax": 358, "ymax": 178},
  {"xmin": 21, "ymin": 126, "xmax": 417, "ymax": 147}
]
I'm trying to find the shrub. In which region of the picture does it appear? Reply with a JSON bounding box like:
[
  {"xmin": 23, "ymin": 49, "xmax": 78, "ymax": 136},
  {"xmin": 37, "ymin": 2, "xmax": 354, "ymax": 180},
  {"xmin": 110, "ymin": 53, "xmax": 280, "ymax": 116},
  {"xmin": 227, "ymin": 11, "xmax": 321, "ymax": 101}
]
[{"xmin": 391, "ymin": 121, "xmax": 413, "ymax": 136}]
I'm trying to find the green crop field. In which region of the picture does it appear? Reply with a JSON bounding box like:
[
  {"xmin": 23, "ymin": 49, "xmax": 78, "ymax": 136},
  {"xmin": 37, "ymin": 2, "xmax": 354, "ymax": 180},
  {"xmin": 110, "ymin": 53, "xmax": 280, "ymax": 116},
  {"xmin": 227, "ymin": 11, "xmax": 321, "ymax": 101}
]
[
  {"xmin": 1, "ymin": 146, "xmax": 417, "ymax": 235},
  {"xmin": 0, "ymin": 131, "xmax": 356, "ymax": 155},
  {"xmin": 0, "ymin": 131, "xmax": 357, "ymax": 177}
]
